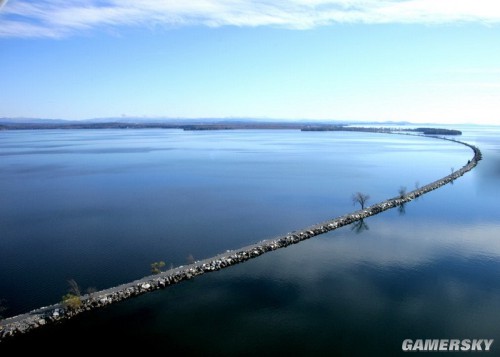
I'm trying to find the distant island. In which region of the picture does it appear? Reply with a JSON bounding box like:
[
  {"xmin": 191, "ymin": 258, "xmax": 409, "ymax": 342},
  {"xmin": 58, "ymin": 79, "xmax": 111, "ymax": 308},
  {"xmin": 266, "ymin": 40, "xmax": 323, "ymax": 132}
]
[
  {"xmin": 0, "ymin": 120, "xmax": 462, "ymax": 135},
  {"xmin": 301, "ymin": 125, "xmax": 461, "ymax": 135}
]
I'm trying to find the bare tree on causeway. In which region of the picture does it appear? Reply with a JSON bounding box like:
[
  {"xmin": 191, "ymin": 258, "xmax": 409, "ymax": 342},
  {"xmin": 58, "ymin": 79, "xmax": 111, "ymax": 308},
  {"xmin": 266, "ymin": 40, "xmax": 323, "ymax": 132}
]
[
  {"xmin": 0, "ymin": 299, "xmax": 6, "ymax": 320},
  {"xmin": 398, "ymin": 186, "xmax": 407, "ymax": 199},
  {"xmin": 352, "ymin": 192, "xmax": 370, "ymax": 209},
  {"xmin": 68, "ymin": 279, "xmax": 81, "ymax": 297}
]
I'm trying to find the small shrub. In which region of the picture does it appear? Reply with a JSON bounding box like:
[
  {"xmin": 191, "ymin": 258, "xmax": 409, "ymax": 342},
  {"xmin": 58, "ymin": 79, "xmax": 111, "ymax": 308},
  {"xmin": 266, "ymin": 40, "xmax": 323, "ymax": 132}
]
[
  {"xmin": 151, "ymin": 261, "xmax": 166, "ymax": 274},
  {"xmin": 62, "ymin": 293, "xmax": 82, "ymax": 310}
]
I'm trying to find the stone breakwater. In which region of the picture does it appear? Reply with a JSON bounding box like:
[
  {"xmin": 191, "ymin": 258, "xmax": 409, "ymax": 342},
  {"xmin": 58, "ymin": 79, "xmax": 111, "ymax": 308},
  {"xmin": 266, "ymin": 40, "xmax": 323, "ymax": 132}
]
[{"xmin": 0, "ymin": 136, "xmax": 482, "ymax": 343}]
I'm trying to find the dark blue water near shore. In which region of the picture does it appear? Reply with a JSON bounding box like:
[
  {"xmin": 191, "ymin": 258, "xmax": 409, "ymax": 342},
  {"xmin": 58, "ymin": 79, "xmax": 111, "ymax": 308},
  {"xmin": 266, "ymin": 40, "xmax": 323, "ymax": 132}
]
[{"xmin": 1, "ymin": 127, "xmax": 499, "ymax": 354}]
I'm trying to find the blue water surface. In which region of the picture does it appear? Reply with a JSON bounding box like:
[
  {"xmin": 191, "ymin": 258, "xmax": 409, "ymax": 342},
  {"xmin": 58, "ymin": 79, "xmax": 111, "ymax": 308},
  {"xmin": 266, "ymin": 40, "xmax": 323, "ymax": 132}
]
[{"xmin": 1, "ymin": 127, "xmax": 499, "ymax": 355}]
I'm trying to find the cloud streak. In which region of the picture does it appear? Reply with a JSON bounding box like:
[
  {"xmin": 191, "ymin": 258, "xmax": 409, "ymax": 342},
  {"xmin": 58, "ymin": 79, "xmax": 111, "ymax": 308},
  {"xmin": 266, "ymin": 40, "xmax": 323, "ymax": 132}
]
[{"xmin": 1, "ymin": 0, "xmax": 500, "ymax": 38}]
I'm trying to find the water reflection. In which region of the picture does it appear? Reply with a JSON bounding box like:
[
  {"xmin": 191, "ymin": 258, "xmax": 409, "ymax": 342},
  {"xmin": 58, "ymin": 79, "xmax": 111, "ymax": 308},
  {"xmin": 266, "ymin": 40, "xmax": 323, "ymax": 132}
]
[
  {"xmin": 397, "ymin": 202, "xmax": 406, "ymax": 215},
  {"xmin": 1, "ymin": 127, "xmax": 499, "ymax": 354},
  {"xmin": 1, "ymin": 129, "xmax": 472, "ymax": 315},
  {"xmin": 4, "ymin": 218, "xmax": 500, "ymax": 354},
  {"xmin": 351, "ymin": 219, "xmax": 369, "ymax": 234}
]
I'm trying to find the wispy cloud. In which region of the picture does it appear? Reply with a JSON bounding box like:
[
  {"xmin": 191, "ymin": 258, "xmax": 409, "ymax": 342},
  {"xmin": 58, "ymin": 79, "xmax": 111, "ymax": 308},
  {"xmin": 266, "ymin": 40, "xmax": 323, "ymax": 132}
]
[{"xmin": 1, "ymin": 0, "xmax": 500, "ymax": 38}]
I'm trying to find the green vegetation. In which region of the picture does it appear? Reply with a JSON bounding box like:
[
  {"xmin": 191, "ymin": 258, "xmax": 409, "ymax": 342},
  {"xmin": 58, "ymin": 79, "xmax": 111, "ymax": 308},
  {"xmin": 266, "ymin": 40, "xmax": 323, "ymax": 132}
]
[
  {"xmin": 151, "ymin": 261, "xmax": 166, "ymax": 274},
  {"xmin": 413, "ymin": 128, "xmax": 462, "ymax": 136},
  {"xmin": 60, "ymin": 280, "xmax": 98, "ymax": 310},
  {"xmin": 61, "ymin": 293, "xmax": 82, "ymax": 310},
  {"xmin": 61, "ymin": 279, "xmax": 82, "ymax": 310}
]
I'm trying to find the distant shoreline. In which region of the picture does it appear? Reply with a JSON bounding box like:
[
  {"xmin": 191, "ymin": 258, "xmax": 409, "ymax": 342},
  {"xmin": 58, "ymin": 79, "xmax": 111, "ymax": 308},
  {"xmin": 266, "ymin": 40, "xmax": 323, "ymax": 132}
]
[{"xmin": 0, "ymin": 121, "xmax": 462, "ymax": 136}]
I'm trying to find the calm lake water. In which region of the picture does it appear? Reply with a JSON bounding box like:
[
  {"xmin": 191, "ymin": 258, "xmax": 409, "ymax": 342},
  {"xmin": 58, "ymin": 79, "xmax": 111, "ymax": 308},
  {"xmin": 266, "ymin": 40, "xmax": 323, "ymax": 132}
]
[{"xmin": 1, "ymin": 127, "xmax": 499, "ymax": 354}]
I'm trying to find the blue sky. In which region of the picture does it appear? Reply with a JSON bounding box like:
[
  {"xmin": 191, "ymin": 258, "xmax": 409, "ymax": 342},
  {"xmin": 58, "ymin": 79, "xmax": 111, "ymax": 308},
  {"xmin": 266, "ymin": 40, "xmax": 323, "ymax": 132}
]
[{"xmin": 1, "ymin": 0, "xmax": 499, "ymax": 124}]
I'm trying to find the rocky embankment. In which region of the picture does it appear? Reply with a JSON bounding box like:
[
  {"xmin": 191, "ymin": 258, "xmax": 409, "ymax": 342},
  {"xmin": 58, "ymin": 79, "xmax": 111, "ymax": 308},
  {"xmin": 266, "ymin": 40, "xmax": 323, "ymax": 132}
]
[{"xmin": 0, "ymin": 136, "xmax": 482, "ymax": 343}]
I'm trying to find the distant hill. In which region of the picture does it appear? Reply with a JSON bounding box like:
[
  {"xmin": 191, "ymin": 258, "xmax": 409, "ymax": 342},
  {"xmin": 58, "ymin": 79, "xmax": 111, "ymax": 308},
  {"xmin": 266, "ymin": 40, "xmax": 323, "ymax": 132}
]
[{"xmin": 0, "ymin": 118, "xmax": 72, "ymax": 124}]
